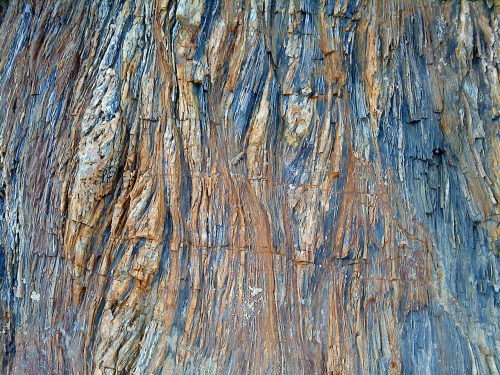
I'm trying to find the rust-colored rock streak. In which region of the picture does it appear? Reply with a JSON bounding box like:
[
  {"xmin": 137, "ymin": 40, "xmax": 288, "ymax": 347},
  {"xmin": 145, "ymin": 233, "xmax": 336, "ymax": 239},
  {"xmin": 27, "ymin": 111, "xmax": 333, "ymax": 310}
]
[{"xmin": 0, "ymin": 0, "xmax": 499, "ymax": 374}]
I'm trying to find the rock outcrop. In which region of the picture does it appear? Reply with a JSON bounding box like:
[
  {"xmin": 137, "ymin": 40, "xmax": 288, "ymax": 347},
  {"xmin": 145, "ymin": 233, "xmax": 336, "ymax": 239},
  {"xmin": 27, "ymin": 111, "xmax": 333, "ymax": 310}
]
[{"xmin": 0, "ymin": 0, "xmax": 498, "ymax": 374}]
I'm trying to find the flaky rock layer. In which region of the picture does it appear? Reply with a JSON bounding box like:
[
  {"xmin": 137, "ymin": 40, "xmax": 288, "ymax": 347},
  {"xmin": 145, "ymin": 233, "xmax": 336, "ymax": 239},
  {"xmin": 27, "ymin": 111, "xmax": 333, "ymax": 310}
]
[{"xmin": 0, "ymin": 0, "xmax": 499, "ymax": 374}]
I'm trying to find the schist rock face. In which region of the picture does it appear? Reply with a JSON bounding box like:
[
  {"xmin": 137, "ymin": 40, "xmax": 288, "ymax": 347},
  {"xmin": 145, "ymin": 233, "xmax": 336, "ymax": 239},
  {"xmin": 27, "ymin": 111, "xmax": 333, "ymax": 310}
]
[{"xmin": 0, "ymin": 0, "xmax": 498, "ymax": 374}]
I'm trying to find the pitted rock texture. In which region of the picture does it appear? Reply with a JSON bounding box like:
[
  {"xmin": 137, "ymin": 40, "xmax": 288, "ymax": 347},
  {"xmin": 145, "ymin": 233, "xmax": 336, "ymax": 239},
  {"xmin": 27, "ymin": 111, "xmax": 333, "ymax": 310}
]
[{"xmin": 0, "ymin": 0, "xmax": 499, "ymax": 374}]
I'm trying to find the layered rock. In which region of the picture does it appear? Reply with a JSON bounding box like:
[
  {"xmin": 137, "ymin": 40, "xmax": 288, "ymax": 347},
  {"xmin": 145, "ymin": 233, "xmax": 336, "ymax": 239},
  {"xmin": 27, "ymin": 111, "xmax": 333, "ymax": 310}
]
[{"xmin": 0, "ymin": 0, "xmax": 498, "ymax": 374}]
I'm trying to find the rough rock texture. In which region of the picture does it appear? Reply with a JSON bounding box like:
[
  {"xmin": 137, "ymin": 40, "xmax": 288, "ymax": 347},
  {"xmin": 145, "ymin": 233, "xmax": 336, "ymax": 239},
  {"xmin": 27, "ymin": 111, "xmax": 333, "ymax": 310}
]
[{"xmin": 0, "ymin": 0, "xmax": 499, "ymax": 374}]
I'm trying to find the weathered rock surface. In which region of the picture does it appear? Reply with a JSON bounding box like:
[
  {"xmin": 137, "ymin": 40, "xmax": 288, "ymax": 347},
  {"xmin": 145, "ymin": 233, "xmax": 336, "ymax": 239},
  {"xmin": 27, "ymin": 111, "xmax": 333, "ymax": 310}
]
[{"xmin": 0, "ymin": 0, "xmax": 499, "ymax": 374}]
